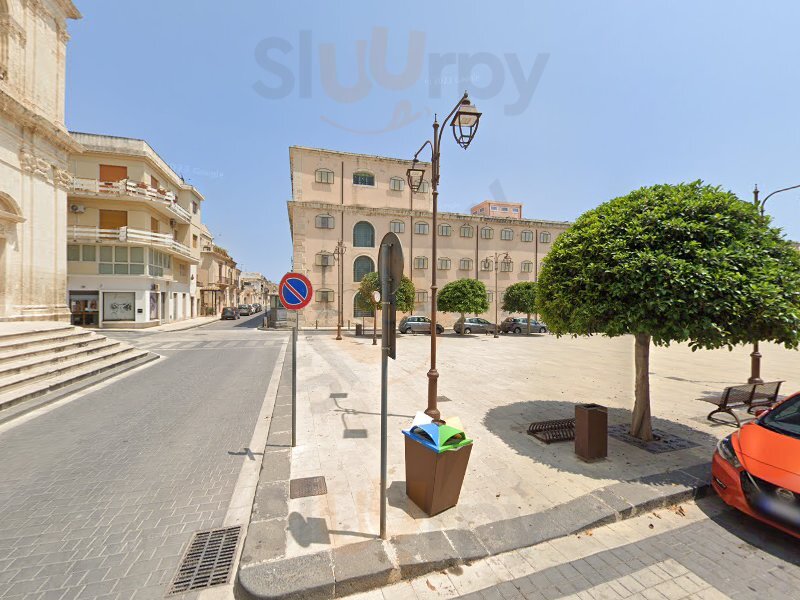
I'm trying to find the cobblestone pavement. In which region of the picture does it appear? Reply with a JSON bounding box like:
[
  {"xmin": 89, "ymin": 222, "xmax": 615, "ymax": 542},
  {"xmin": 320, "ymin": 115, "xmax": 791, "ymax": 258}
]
[
  {"xmin": 365, "ymin": 497, "xmax": 798, "ymax": 600},
  {"xmin": 0, "ymin": 315, "xmax": 287, "ymax": 600}
]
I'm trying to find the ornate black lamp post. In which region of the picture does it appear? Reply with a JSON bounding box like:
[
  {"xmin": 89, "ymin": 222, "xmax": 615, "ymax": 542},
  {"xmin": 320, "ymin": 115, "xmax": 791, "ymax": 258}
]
[
  {"xmin": 748, "ymin": 183, "xmax": 800, "ymax": 383},
  {"xmin": 407, "ymin": 91, "xmax": 481, "ymax": 423}
]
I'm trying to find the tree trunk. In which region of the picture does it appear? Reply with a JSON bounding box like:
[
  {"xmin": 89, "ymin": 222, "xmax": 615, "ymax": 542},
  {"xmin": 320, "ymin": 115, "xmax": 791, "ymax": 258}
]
[
  {"xmin": 526, "ymin": 312, "xmax": 531, "ymax": 335},
  {"xmin": 631, "ymin": 333, "xmax": 653, "ymax": 441}
]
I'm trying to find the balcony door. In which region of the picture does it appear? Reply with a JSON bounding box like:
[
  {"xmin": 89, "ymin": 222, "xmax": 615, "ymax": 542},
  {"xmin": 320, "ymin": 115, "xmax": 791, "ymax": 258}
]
[
  {"xmin": 99, "ymin": 209, "xmax": 127, "ymax": 230},
  {"xmin": 99, "ymin": 165, "xmax": 128, "ymax": 183}
]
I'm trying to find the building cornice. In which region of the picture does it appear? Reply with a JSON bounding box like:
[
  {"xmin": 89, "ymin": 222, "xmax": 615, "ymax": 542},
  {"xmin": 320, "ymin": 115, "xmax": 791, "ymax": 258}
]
[
  {"xmin": 290, "ymin": 145, "xmax": 431, "ymax": 168},
  {"xmin": 0, "ymin": 89, "xmax": 83, "ymax": 153}
]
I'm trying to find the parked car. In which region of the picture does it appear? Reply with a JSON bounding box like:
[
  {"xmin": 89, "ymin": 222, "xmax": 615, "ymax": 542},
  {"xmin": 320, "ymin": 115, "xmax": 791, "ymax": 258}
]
[
  {"xmin": 221, "ymin": 307, "xmax": 239, "ymax": 320},
  {"xmin": 500, "ymin": 317, "xmax": 548, "ymax": 334},
  {"xmin": 712, "ymin": 390, "xmax": 800, "ymax": 539},
  {"xmin": 252, "ymin": 303, "xmax": 261, "ymax": 313},
  {"xmin": 453, "ymin": 317, "xmax": 496, "ymax": 335},
  {"xmin": 238, "ymin": 304, "xmax": 252, "ymax": 316},
  {"xmin": 398, "ymin": 315, "xmax": 444, "ymax": 335}
]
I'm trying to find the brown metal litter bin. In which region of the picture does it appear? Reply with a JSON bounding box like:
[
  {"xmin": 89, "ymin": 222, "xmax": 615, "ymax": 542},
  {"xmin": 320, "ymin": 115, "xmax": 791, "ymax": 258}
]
[
  {"xmin": 355, "ymin": 323, "xmax": 363, "ymax": 336},
  {"xmin": 404, "ymin": 436, "xmax": 472, "ymax": 516},
  {"xmin": 575, "ymin": 403, "xmax": 607, "ymax": 461}
]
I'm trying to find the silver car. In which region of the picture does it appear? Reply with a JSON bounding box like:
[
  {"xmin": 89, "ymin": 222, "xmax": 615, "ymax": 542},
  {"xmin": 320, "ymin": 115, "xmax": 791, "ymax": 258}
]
[
  {"xmin": 399, "ymin": 315, "xmax": 445, "ymax": 334},
  {"xmin": 453, "ymin": 317, "xmax": 497, "ymax": 335}
]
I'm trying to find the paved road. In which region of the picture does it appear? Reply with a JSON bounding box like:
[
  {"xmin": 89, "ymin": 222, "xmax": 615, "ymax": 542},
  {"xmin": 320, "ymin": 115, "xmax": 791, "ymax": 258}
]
[{"xmin": 0, "ymin": 314, "xmax": 287, "ymax": 600}]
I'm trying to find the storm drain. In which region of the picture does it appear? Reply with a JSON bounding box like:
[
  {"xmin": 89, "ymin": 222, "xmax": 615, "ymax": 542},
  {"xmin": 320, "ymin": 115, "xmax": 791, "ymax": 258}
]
[{"xmin": 167, "ymin": 526, "xmax": 241, "ymax": 595}]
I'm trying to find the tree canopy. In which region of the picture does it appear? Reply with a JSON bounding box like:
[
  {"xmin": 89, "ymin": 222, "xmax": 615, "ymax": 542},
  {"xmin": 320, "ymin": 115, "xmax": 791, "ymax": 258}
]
[
  {"xmin": 356, "ymin": 272, "xmax": 415, "ymax": 314},
  {"xmin": 502, "ymin": 282, "xmax": 537, "ymax": 315},
  {"xmin": 437, "ymin": 279, "xmax": 489, "ymax": 318},
  {"xmin": 537, "ymin": 181, "xmax": 800, "ymax": 439}
]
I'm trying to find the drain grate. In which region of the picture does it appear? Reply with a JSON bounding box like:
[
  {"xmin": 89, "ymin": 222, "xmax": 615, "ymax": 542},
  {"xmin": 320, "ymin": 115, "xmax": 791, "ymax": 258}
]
[
  {"xmin": 290, "ymin": 476, "xmax": 328, "ymax": 499},
  {"xmin": 168, "ymin": 526, "xmax": 241, "ymax": 595}
]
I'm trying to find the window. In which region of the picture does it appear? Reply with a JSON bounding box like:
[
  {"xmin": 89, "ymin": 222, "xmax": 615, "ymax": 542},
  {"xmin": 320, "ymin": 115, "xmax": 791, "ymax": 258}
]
[
  {"xmin": 481, "ymin": 227, "xmax": 494, "ymax": 240},
  {"xmin": 513, "ymin": 208, "xmax": 520, "ymax": 213},
  {"xmin": 501, "ymin": 228, "xmax": 514, "ymax": 241},
  {"xmin": 438, "ymin": 223, "xmax": 451, "ymax": 236},
  {"xmin": 353, "ymin": 292, "xmax": 374, "ymax": 317},
  {"xmin": 353, "ymin": 255, "xmax": 374, "ymax": 282},
  {"xmin": 491, "ymin": 206, "xmax": 498, "ymax": 211},
  {"xmin": 316, "ymin": 252, "xmax": 335, "ymax": 266},
  {"xmin": 521, "ymin": 230, "xmax": 533, "ymax": 242},
  {"xmin": 99, "ymin": 164, "xmax": 127, "ymax": 182},
  {"xmin": 521, "ymin": 260, "xmax": 533, "ymax": 273},
  {"xmin": 414, "ymin": 256, "xmax": 428, "ymax": 269},
  {"xmin": 415, "ymin": 290, "xmax": 428, "ymax": 303},
  {"xmin": 459, "ymin": 258, "xmax": 473, "ymax": 271},
  {"xmin": 389, "ymin": 177, "xmax": 404, "ymax": 191},
  {"xmin": 353, "ymin": 172, "xmax": 375, "ymax": 186},
  {"xmin": 67, "ymin": 245, "xmax": 80, "ymax": 261},
  {"xmin": 501, "ymin": 207, "xmax": 509, "ymax": 212},
  {"xmin": 353, "ymin": 221, "xmax": 375, "ymax": 247},
  {"xmin": 415, "ymin": 221, "xmax": 429, "ymax": 235},
  {"xmin": 82, "ymin": 246, "xmax": 96, "ymax": 262},
  {"xmin": 99, "ymin": 209, "xmax": 128, "ymax": 230},
  {"xmin": 192, "ymin": 201, "xmax": 198, "ymax": 214},
  {"xmin": 192, "ymin": 234, "xmax": 198, "ymax": 248},
  {"xmin": 98, "ymin": 246, "xmax": 146, "ymax": 275},
  {"xmin": 540, "ymin": 231, "xmax": 552, "ymax": 243},
  {"xmin": 487, "ymin": 291, "xmax": 494, "ymax": 303},
  {"xmin": 481, "ymin": 258, "xmax": 493, "ymax": 271},
  {"xmin": 390, "ymin": 220, "xmax": 405, "ymax": 233},
  {"xmin": 418, "ymin": 180, "xmax": 430, "ymax": 193},
  {"xmin": 315, "ymin": 169, "xmax": 334, "ymax": 184},
  {"xmin": 316, "ymin": 214, "xmax": 335, "ymax": 229},
  {"xmin": 438, "ymin": 257, "xmax": 451, "ymax": 270},
  {"xmin": 148, "ymin": 249, "xmax": 170, "ymax": 277},
  {"xmin": 460, "ymin": 224, "xmax": 474, "ymax": 238},
  {"xmin": 500, "ymin": 259, "xmax": 513, "ymax": 272},
  {"xmin": 317, "ymin": 289, "xmax": 334, "ymax": 302},
  {"xmin": 150, "ymin": 176, "xmax": 160, "ymax": 189}
]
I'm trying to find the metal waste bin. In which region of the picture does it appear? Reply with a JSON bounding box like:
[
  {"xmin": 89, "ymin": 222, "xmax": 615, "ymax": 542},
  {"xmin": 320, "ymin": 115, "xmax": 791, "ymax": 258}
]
[
  {"xmin": 403, "ymin": 424, "xmax": 472, "ymax": 516},
  {"xmin": 575, "ymin": 403, "xmax": 607, "ymax": 461},
  {"xmin": 355, "ymin": 323, "xmax": 363, "ymax": 336}
]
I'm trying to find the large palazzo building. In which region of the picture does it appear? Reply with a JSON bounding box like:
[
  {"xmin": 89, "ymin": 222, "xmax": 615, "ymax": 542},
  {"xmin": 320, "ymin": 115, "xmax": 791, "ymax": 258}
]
[
  {"xmin": 0, "ymin": 0, "xmax": 81, "ymax": 321},
  {"xmin": 288, "ymin": 146, "xmax": 571, "ymax": 328}
]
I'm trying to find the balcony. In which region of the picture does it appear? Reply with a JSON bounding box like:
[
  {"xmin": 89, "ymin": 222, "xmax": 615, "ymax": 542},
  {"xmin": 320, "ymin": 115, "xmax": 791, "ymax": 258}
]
[
  {"xmin": 70, "ymin": 178, "xmax": 193, "ymax": 224},
  {"xmin": 68, "ymin": 225, "xmax": 198, "ymax": 263}
]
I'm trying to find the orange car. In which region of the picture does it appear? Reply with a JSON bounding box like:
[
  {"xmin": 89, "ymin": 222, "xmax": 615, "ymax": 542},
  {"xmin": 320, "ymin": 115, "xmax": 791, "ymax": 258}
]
[{"xmin": 712, "ymin": 391, "xmax": 800, "ymax": 538}]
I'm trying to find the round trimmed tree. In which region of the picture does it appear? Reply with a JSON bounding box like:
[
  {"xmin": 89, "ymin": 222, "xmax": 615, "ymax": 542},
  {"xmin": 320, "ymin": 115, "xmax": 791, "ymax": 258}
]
[
  {"xmin": 537, "ymin": 181, "xmax": 800, "ymax": 440},
  {"xmin": 438, "ymin": 279, "xmax": 489, "ymax": 331},
  {"xmin": 357, "ymin": 273, "xmax": 415, "ymax": 343},
  {"xmin": 502, "ymin": 282, "xmax": 537, "ymax": 334}
]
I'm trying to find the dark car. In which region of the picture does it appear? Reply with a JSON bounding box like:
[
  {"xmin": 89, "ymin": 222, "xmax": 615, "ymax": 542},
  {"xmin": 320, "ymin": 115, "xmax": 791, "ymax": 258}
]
[
  {"xmin": 500, "ymin": 317, "xmax": 548, "ymax": 334},
  {"xmin": 238, "ymin": 304, "xmax": 252, "ymax": 316},
  {"xmin": 398, "ymin": 315, "xmax": 444, "ymax": 335},
  {"xmin": 453, "ymin": 317, "xmax": 496, "ymax": 335},
  {"xmin": 221, "ymin": 307, "xmax": 239, "ymax": 320}
]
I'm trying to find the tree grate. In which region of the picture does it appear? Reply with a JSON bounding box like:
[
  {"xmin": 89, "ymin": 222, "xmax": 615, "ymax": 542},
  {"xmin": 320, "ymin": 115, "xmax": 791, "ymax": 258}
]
[{"xmin": 167, "ymin": 526, "xmax": 241, "ymax": 595}]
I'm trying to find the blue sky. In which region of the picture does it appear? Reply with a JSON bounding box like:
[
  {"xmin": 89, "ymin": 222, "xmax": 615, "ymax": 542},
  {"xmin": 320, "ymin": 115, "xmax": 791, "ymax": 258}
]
[{"xmin": 66, "ymin": 1, "xmax": 800, "ymax": 281}]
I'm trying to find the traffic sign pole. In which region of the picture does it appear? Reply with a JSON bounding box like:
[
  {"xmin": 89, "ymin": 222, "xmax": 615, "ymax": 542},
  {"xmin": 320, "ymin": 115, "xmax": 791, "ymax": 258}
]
[{"xmin": 292, "ymin": 311, "xmax": 297, "ymax": 447}]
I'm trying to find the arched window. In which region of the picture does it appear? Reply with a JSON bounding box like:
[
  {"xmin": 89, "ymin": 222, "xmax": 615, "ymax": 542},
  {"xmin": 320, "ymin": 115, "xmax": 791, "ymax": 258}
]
[
  {"xmin": 413, "ymin": 256, "xmax": 429, "ymax": 269},
  {"xmin": 418, "ymin": 180, "xmax": 430, "ymax": 193},
  {"xmin": 438, "ymin": 257, "xmax": 451, "ymax": 270},
  {"xmin": 459, "ymin": 258, "xmax": 473, "ymax": 271},
  {"xmin": 353, "ymin": 171, "xmax": 375, "ymax": 186},
  {"xmin": 415, "ymin": 290, "xmax": 428, "ymax": 303},
  {"xmin": 521, "ymin": 230, "xmax": 533, "ymax": 242},
  {"xmin": 500, "ymin": 228, "xmax": 514, "ymax": 241},
  {"xmin": 315, "ymin": 169, "xmax": 334, "ymax": 184},
  {"xmin": 500, "ymin": 259, "xmax": 513, "ymax": 272},
  {"xmin": 390, "ymin": 220, "xmax": 405, "ymax": 233},
  {"xmin": 414, "ymin": 221, "xmax": 429, "ymax": 235},
  {"xmin": 438, "ymin": 223, "xmax": 451, "ymax": 236},
  {"xmin": 460, "ymin": 224, "xmax": 474, "ymax": 238},
  {"xmin": 540, "ymin": 231, "xmax": 552, "ymax": 243},
  {"xmin": 481, "ymin": 227, "xmax": 494, "ymax": 240},
  {"xmin": 521, "ymin": 260, "xmax": 533, "ymax": 273},
  {"xmin": 481, "ymin": 258, "xmax": 493, "ymax": 271},
  {"xmin": 315, "ymin": 214, "xmax": 334, "ymax": 229},
  {"xmin": 353, "ymin": 221, "xmax": 375, "ymax": 247},
  {"xmin": 389, "ymin": 177, "xmax": 404, "ymax": 191},
  {"xmin": 354, "ymin": 292, "xmax": 374, "ymax": 317},
  {"xmin": 353, "ymin": 255, "xmax": 374, "ymax": 282}
]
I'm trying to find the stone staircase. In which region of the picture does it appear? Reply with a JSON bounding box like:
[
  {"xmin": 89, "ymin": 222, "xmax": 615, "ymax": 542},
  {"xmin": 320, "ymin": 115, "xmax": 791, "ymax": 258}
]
[{"xmin": 0, "ymin": 323, "xmax": 157, "ymax": 418}]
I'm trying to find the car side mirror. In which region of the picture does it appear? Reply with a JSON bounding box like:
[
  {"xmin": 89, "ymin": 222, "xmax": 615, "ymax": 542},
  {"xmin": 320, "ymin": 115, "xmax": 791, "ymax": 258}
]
[{"xmin": 754, "ymin": 408, "xmax": 770, "ymax": 418}]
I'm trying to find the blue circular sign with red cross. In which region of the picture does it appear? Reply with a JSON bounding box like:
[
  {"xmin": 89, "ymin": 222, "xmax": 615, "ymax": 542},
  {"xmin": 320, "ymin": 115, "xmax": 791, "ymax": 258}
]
[{"xmin": 279, "ymin": 272, "xmax": 313, "ymax": 310}]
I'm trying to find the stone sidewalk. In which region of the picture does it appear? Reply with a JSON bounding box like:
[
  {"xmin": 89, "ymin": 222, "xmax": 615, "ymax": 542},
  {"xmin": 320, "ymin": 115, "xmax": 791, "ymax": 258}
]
[{"xmin": 236, "ymin": 331, "xmax": 800, "ymax": 599}]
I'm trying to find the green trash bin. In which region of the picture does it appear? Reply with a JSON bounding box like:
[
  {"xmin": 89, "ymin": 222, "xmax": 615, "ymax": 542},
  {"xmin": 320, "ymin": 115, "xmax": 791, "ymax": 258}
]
[{"xmin": 403, "ymin": 423, "xmax": 473, "ymax": 516}]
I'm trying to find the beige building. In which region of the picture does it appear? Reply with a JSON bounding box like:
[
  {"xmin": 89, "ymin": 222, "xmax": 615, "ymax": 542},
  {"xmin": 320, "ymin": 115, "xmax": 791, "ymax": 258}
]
[
  {"xmin": 198, "ymin": 236, "xmax": 240, "ymax": 315},
  {"xmin": 471, "ymin": 200, "xmax": 523, "ymax": 219},
  {"xmin": 0, "ymin": 0, "xmax": 81, "ymax": 321},
  {"xmin": 66, "ymin": 133, "xmax": 204, "ymax": 328},
  {"xmin": 240, "ymin": 272, "xmax": 271, "ymax": 306},
  {"xmin": 287, "ymin": 146, "xmax": 571, "ymax": 328}
]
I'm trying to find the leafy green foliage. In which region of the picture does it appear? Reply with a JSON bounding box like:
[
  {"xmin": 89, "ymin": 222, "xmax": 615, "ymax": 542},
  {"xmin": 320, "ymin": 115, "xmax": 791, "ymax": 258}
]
[
  {"xmin": 537, "ymin": 181, "xmax": 800, "ymax": 350},
  {"xmin": 437, "ymin": 279, "xmax": 489, "ymax": 316},
  {"xmin": 356, "ymin": 273, "xmax": 415, "ymax": 314},
  {"xmin": 502, "ymin": 282, "xmax": 537, "ymax": 315}
]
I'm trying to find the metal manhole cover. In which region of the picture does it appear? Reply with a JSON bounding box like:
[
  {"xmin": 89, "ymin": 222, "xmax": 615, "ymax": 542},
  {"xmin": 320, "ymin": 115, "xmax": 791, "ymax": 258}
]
[
  {"xmin": 290, "ymin": 476, "xmax": 327, "ymax": 499},
  {"xmin": 607, "ymin": 424, "xmax": 700, "ymax": 454},
  {"xmin": 168, "ymin": 526, "xmax": 241, "ymax": 595}
]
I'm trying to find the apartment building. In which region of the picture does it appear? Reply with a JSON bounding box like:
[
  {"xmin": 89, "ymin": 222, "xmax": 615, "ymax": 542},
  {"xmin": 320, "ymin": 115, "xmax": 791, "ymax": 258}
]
[
  {"xmin": 240, "ymin": 272, "xmax": 271, "ymax": 306},
  {"xmin": 198, "ymin": 236, "xmax": 240, "ymax": 315},
  {"xmin": 66, "ymin": 133, "xmax": 204, "ymax": 328},
  {"xmin": 0, "ymin": 0, "xmax": 81, "ymax": 321},
  {"xmin": 287, "ymin": 146, "xmax": 571, "ymax": 328},
  {"xmin": 471, "ymin": 200, "xmax": 523, "ymax": 219}
]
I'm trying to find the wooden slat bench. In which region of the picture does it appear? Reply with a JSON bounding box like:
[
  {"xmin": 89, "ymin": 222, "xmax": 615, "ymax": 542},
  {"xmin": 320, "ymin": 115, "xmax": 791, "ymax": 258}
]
[{"xmin": 701, "ymin": 381, "xmax": 784, "ymax": 426}]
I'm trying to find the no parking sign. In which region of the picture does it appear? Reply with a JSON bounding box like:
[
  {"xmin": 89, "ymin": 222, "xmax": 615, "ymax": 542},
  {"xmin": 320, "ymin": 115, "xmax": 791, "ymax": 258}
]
[{"xmin": 279, "ymin": 272, "xmax": 312, "ymax": 310}]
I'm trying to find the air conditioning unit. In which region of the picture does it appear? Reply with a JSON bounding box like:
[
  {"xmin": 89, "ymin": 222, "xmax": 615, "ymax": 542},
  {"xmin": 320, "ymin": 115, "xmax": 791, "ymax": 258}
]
[{"xmin": 69, "ymin": 204, "xmax": 86, "ymax": 214}]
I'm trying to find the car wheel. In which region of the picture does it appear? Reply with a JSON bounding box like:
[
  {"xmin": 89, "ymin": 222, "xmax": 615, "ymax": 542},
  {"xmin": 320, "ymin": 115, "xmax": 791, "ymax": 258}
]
[
  {"xmin": 539, "ymin": 327, "xmax": 546, "ymax": 333},
  {"xmin": 514, "ymin": 327, "xmax": 521, "ymax": 334},
  {"xmin": 403, "ymin": 327, "xmax": 411, "ymax": 334},
  {"xmin": 463, "ymin": 327, "xmax": 472, "ymax": 334}
]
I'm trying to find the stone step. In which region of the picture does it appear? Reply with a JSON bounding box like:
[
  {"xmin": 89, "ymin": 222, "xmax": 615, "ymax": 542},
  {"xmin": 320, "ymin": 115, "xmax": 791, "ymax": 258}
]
[
  {"xmin": 0, "ymin": 348, "xmax": 157, "ymax": 414},
  {"xmin": 0, "ymin": 325, "xmax": 86, "ymax": 352},
  {"xmin": 0, "ymin": 331, "xmax": 104, "ymax": 367}
]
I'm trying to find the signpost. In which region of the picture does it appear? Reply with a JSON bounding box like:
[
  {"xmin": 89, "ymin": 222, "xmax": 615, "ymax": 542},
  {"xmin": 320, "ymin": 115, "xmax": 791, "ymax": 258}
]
[
  {"xmin": 377, "ymin": 233, "xmax": 403, "ymax": 539},
  {"xmin": 279, "ymin": 272, "xmax": 313, "ymax": 448}
]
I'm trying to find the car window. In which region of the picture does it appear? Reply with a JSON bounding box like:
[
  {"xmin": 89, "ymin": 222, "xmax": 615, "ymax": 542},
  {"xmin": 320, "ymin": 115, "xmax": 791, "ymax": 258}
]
[
  {"xmin": 762, "ymin": 396, "xmax": 800, "ymax": 438},
  {"xmin": 422, "ymin": 317, "xmax": 430, "ymax": 323}
]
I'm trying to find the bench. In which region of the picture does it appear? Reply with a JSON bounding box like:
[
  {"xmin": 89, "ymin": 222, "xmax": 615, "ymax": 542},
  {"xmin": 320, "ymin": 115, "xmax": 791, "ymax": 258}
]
[{"xmin": 702, "ymin": 381, "xmax": 784, "ymax": 426}]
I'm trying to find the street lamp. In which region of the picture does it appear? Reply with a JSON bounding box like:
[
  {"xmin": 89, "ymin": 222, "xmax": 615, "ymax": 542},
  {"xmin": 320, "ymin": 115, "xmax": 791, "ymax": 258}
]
[
  {"xmin": 747, "ymin": 183, "xmax": 800, "ymax": 384},
  {"xmin": 333, "ymin": 241, "xmax": 347, "ymax": 341},
  {"xmin": 408, "ymin": 91, "xmax": 482, "ymax": 423},
  {"xmin": 486, "ymin": 252, "xmax": 510, "ymax": 338}
]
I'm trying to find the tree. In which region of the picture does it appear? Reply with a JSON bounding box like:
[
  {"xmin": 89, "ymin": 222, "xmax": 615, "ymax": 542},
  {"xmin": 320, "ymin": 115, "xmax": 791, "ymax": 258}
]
[
  {"xmin": 502, "ymin": 282, "xmax": 537, "ymax": 334},
  {"xmin": 536, "ymin": 181, "xmax": 800, "ymax": 441},
  {"xmin": 357, "ymin": 273, "xmax": 415, "ymax": 344},
  {"xmin": 438, "ymin": 279, "xmax": 489, "ymax": 330}
]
